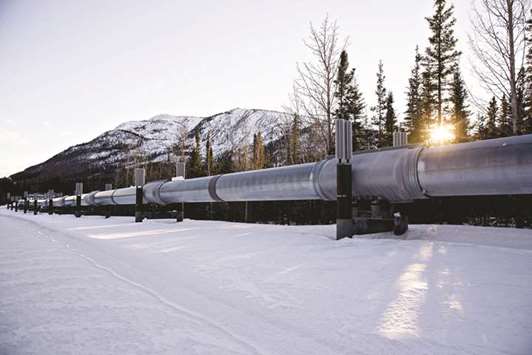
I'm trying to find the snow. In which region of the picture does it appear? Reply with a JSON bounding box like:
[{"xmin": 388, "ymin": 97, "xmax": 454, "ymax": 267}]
[
  {"xmin": 196, "ymin": 108, "xmax": 287, "ymax": 155},
  {"xmin": 1, "ymin": 208, "xmax": 532, "ymax": 354}
]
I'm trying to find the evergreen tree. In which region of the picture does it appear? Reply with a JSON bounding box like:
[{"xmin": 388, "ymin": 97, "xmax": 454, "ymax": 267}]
[
  {"xmin": 288, "ymin": 114, "xmax": 301, "ymax": 164},
  {"xmin": 449, "ymin": 69, "xmax": 469, "ymax": 142},
  {"xmin": 499, "ymin": 95, "xmax": 512, "ymax": 137},
  {"xmin": 188, "ymin": 130, "xmax": 203, "ymax": 177},
  {"xmin": 333, "ymin": 50, "xmax": 365, "ymax": 151},
  {"xmin": 205, "ymin": 131, "xmax": 214, "ymax": 175},
  {"xmin": 252, "ymin": 132, "xmax": 266, "ymax": 169},
  {"xmin": 516, "ymin": 67, "xmax": 527, "ymax": 133},
  {"xmin": 216, "ymin": 151, "xmax": 234, "ymax": 174},
  {"xmin": 404, "ymin": 46, "xmax": 423, "ymax": 143},
  {"xmin": 485, "ymin": 97, "xmax": 499, "ymax": 139},
  {"xmin": 334, "ymin": 51, "xmax": 352, "ymax": 121},
  {"xmin": 419, "ymin": 63, "xmax": 435, "ymax": 144},
  {"xmin": 425, "ymin": 0, "xmax": 461, "ymax": 125},
  {"xmin": 476, "ymin": 113, "xmax": 488, "ymax": 140},
  {"xmin": 383, "ymin": 92, "xmax": 397, "ymax": 146},
  {"xmin": 371, "ymin": 60, "xmax": 387, "ymax": 147}
]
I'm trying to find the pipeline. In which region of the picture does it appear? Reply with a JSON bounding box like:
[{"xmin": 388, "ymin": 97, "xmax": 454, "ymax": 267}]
[{"xmin": 24, "ymin": 134, "xmax": 532, "ymax": 210}]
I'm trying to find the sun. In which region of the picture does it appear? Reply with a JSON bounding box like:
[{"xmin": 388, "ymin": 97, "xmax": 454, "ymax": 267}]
[{"xmin": 429, "ymin": 124, "xmax": 455, "ymax": 145}]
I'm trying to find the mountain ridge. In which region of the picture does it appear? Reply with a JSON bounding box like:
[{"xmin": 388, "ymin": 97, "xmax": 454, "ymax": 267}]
[{"xmin": 10, "ymin": 108, "xmax": 290, "ymax": 191}]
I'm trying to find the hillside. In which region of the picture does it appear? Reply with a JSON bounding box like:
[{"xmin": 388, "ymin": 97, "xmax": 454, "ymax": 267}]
[{"xmin": 10, "ymin": 108, "xmax": 289, "ymax": 190}]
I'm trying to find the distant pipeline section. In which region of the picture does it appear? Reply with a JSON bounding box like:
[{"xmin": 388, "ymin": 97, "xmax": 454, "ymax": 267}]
[{"xmin": 18, "ymin": 134, "xmax": 532, "ymax": 210}]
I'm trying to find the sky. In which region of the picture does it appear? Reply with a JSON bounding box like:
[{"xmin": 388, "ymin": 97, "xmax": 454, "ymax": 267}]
[{"xmin": 0, "ymin": 0, "xmax": 476, "ymax": 177}]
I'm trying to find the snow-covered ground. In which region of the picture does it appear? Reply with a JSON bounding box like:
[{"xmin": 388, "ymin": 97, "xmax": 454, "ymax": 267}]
[{"xmin": 1, "ymin": 208, "xmax": 531, "ymax": 355}]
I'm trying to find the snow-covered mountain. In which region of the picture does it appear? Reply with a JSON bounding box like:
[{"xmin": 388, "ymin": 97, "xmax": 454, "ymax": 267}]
[{"xmin": 11, "ymin": 108, "xmax": 289, "ymax": 185}]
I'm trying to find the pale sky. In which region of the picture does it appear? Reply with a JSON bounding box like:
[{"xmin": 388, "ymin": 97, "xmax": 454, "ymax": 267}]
[{"xmin": 0, "ymin": 0, "xmax": 475, "ymax": 177}]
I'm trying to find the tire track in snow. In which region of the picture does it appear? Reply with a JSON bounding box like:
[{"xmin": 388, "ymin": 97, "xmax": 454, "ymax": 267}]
[{"xmin": 27, "ymin": 219, "xmax": 267, "ymax": 355}]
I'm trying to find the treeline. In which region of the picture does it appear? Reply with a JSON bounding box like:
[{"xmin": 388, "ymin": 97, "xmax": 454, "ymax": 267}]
[
  {"xmin": 288, "ymin": 0, "xmax": 532, "ymax": 154},
  {"xmin": 111, "ymin": 128, "xmax": 271, "ymax": 183}
]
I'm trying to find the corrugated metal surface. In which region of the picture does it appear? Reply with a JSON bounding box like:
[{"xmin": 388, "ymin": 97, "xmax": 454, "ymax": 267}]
[
  {"xmin": 93, "ymin": 190, "xmax": 116, "ymax": 206},
  {"xmin": 316, "ymin": 147, "xmax": 425, "ymax": 202},
  {"xmin": 159, "ymin": 176, "xmax": 214, "ymax": 203},
  {"xmin": 63, "ymin": 196, "xmax": 76, "ymax": 207},
  {"xmin": 52, "ymin": 197, "xmax": 65, "ymax": 207},
  {"xmin": 143, "ymin": 180, "xmax": 167, "ymax": 205},
  {"xmin": 215, "ymin": 163, "xmax": 320, "ymax": 201},
  {"xmin": 111, "ymin": 187, "xmax": 136, "ymax": 205},
  {"xmin": 418, "ymin": 135, "xmax": 532, "ymax": 197}
]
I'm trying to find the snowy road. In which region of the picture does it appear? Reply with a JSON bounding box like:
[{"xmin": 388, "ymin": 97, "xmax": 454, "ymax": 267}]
[{"xmin": 1, "ymin": 208, "xmax": 532, "ymax": 354}]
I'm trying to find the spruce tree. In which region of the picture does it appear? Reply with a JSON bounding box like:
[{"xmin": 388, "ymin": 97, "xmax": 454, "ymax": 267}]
[
  {"xmin": 404, "ymin": 46, "xmax": 423, "ymax": 143},
  {"xmin": 476, "ymin": 113, "xmax": 488, "ymax": 140},
  {"xmin": 516, "ymin": 68, "xmax": 527, "ymax": 133},
  {"xmin": 205, "ymin": 131, "xmax": 214, "ymax": 175},
  {"xmin": 449, "ymin": 69, "xmax": 469, "ymax": 142},
  {"xmin": 486, "ymin": 97, "xmax": 499, "ymax": 139},
  {"xmin": 289, "ymin": 114, "xmax": 301, "ymax": 164},
  {"xmin": 252, "ymin": 132, "xmax": 265, "ymax": 169},
  {"xmin": 349, "ymin": 72, "xmax": 365, "ymax": 150},
  {"xmin": 253, "ymin": 133, "xmax": 258, "ymax": 167},
  {"xmin": 425, "ymin": 0, "xmax": 461, "ymax": 125},
  {"xmin": 383, "ymin": 92, "xmax": 397, "ymax": 146},
  {"xmin": 334, "ymin": 51, "xmax": 352, "ymax": 121},
  {"xmin": 420, "ymin": 63, "xmax": 435, "ymax": 144},
  {"xmin": 499, "ymin": 95, "xmax": 512, "ymax": 137},
  {"xmin": 371, "ymin": 60, "xmax": 387, "ymax": 147},
  {"xmin": 333, "ymin": 50, "xmax": 365, "ymax": 151},
  {"xmin": 216, "ymin": 151, "xmax": 234, "ymax": 174},
  {"xmin": 188, "ymin": 130, "xmax": 202, "ymax": 177}
]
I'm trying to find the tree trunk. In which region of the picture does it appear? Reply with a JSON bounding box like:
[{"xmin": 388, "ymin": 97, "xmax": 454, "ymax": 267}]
[{"xmin": 507, "ymin": 0, "xmax": 520, "ymax": 134}]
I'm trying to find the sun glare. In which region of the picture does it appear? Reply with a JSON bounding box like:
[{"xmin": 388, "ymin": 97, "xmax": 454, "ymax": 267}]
[{"xmin": 429, "ymin": 124, "xmax": 455, "ymax": 145}]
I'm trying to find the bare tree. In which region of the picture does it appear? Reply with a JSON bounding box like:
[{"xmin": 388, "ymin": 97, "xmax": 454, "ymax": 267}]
[
  {"xmin": 295, "ymin": 16, "xmax": 347, "ymax": 155},
  {"xmin": 469, "ymin": 0, "xmax": 529, "ymax": 134}
]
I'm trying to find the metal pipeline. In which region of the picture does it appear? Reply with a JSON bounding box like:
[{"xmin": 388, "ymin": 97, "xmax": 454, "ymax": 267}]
[{"xmin": 58, "ymin": 134, "xmax": 532, "ymax": 206}]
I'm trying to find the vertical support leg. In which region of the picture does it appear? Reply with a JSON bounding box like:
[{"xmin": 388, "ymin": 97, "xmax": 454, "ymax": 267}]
[
  {"xmin": 337, "ymin": 163, "xmax": 353, "ymax": 240},
  {"xmin": 33, "ymin": 200, "xmax": 37, "ymax": 215},
  {"xmin": 176, "ymin": 202, "xmax": 184, "ymax": 222},
  {"xmin": 135, "ymin": 186, "xmax": 143, "ymax": 223},
  {"xmin": 49, "ymin": 199, "xmax": 54, "ymax": 215},
  {"xmin": 105, "ymin": 206, "xmax": 111, "ymax": 219},
  {"xmin": 15, "ymin": 202, "xmax": 18, "ymax": 212},
  {"xmin": 23, "ymin": 199, "xmax": 28, "ymax": 214},
  {"xmin": 75, "ymin": 195, "xmax": 81, "ymax": 217}
]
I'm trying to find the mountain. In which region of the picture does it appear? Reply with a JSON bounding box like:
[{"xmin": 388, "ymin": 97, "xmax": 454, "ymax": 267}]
[{"xmin": 10, "ymin": 108, "xmax": 290, "ymax": 192}]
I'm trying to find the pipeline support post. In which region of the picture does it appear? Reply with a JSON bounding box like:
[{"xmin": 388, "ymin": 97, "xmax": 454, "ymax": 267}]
[
  {"xmin": 175, "ymin": 157, "xmax": 186, "ymax": 223},
  {"xmin": 104, "ymin": 184, "xmax": 112, "ymax": 218},
  {"xmin": 48, "ymin": 189, "xmax": 54, "ymax": 215},
  {"xmin": 23, "ymin": 192, "xmax": 28, "ymax": 214},
  {"xmin": 336, "ymin": 119, "xmax": 354, "ymax": 240},
  {"xmin": 134, "ymin": 168, "xmax": 145, "ymax": 223},
  {"xmin": 75, "ymin": 182, "xmax": 83, "ymax": 218},
  {"xmin": 33, "ymin": 199, "xmax": 37, "ymax": 215}
]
